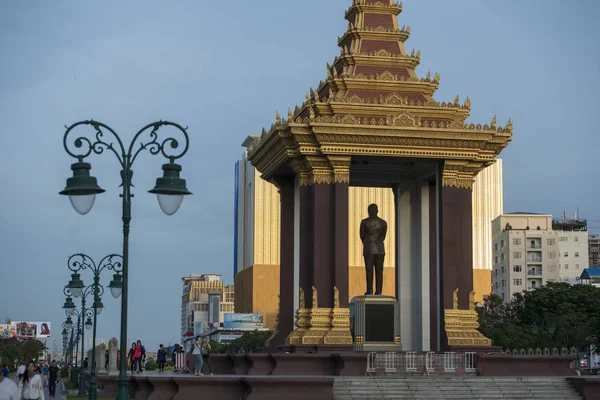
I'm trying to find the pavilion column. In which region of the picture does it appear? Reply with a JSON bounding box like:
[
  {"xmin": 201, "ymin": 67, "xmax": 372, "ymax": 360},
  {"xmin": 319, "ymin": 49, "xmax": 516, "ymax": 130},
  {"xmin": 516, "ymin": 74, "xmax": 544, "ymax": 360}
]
[
  {"xmin": 268, "ymin": 177, "xmax": 295, "ymax": 349},
  {"xmin": 439, "ymin": 167, "xmax": 474, "ymax": 350}
]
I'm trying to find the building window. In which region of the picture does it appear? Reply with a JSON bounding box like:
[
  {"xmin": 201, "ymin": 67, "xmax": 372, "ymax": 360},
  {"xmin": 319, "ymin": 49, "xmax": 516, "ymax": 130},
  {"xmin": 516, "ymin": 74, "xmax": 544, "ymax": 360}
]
[
  {"xmin": 547, "ymin": 239, "xmax": 556, "ymax": 246},
  {"xmin": 495, "ymin": 282, "xmax": 499, "ymax": 289},
  {"xmin": 513, "ymin": 265, "xmax": 522, "ymax": 272},
  {"xmin": 513, "ymin": 252, "xmax": 522, "ymax": 259},
  {"xmin": 514, "ymin": 279, "xmax": 522, "ymax": 286},
  {"xmin": 494, "ymin": 243, "xmax": 498, "ymax": 251},
  {"xmin": 575, "ymin": 237, "xmax": 579, "ymax": 242},
  {"xmin": 501, "ymin": 240, "xmax": 505, "ymax": 248},
  {"xmin": 565, "ymin": 264, "xmax": 569, "ymax": 270},
  {"xmin": 513, "ymin": 238, "xmax": 522, "ymax": 245},
  {"xmin": 576, "ymin": 264, "xmax": 580, "ymax": 269},
  {"xmin": 501, "ymin": 279, "xmax": 505, "ymax": 287},
  {"xmin": 548, "ymin": 265, "xmax": 557, "ymax": 273},
  {"xmin": 494, "ymin": 256, "xmax": 498, "ymax": 264},
  {"xmin": 548, "ymin": 252, "xmax": 556, "ymax": 259},
  {"xmin": 501, "ymin": 253, "xmax": 505, "ymax": 261},
  {"xmin": 560, "ymin": 237, "xmax": 568, "ymax": 242},
  {"xmin": 564, "ymin": 252, "xmax": 569, "ymax": 257},
  {"xmin": 575, "ymin": 252, "xmax": 579, "ymax": 257},
  {"xmin": 501, "ymin": 266, "xmax": 505, "ymax": 274}
]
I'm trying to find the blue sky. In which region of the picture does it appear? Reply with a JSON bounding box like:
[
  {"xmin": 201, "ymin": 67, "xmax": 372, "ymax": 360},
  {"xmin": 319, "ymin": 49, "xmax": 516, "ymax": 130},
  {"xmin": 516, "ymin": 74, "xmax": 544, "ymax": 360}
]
[{"xmin": 0, "ymin": 0, "xmax": 598, "ymax": 352}]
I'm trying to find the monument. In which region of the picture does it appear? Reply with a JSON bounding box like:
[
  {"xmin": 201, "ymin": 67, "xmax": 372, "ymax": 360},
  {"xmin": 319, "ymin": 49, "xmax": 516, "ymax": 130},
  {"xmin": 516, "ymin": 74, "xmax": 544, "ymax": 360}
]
[
  {"xmin": 360, "ymin": 204, "xmax": 387, "ymax": 296},
  {"xmin": 246, "ymin": 0, "xmax": 511, "ymax": 352}
]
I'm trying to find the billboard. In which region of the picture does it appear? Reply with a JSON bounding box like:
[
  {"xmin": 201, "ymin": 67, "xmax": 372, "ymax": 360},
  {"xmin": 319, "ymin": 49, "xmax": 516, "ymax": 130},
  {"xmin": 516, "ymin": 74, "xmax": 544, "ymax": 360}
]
[
  {"xmin": 223, "ymin": 313, "xmax": 263, "ymax": 330},
  {"xmin": 0, "ymin": 322, "xmax": 52, "ymax": 339},
  {"xmin": 0, "ymin": 324, "xmax": 16, "ymax": 339}
]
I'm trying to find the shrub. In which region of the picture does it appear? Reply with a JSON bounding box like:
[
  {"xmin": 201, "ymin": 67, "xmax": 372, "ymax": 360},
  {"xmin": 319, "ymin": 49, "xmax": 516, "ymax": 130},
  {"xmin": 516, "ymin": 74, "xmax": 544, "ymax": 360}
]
[{"xmin": 144, "ymin": 360, "xmax": 157, "ymax": 371}]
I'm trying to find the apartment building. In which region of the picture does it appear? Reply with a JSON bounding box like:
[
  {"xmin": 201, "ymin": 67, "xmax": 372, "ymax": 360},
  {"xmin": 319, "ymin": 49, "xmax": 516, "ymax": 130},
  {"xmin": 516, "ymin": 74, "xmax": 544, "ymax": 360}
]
[
  {"xmin": 553, "ymin": 218, "xmax": 589, "ymax": 284},
  {"xmin": 589, "ymin": 235, "xmax": 600, "ymax": 269},
  {"xmin": 491, "ymin": 214, "xmax": 560, "ymax": 301}
]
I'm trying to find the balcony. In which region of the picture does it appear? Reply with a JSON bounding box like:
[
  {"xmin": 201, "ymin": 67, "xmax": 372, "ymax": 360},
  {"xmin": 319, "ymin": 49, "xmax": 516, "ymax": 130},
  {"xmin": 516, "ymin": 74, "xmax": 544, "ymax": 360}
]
[
  {"xmin": 527, "ymin": 270, "xmax": 543, "ymax": 276},
  {"xmin": 527, "ymin": 244, "xmax": 543, "ymax": 249},
  {"xmin": 527, "ymin": 257, "xmax": 543, "ymax": 263}
]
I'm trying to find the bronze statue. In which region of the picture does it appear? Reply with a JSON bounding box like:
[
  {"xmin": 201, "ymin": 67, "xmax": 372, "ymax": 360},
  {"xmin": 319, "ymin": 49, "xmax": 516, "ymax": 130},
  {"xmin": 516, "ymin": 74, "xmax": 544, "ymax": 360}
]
[{"xmin": 360, "ymin": 204, "xmax": 388, "ymax": 295}]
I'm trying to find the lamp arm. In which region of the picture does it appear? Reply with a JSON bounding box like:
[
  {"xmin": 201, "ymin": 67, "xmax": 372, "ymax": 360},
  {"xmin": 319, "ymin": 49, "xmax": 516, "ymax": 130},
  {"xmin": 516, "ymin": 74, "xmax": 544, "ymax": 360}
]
[
  {"xmin": 63, "ymin": 120, "xmax": 126, "ymax": 166},
  {"xmin": 128, "ymin": 121, "xmax": 190, "ymax": 168}
]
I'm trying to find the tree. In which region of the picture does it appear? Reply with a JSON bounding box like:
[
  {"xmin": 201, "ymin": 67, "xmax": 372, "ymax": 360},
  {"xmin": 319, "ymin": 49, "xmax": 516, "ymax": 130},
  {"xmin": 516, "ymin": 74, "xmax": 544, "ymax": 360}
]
[
  {"xmin": 0, "ymin": 338, "xmax": 47, "ymax": 369},
  {"xmin": 477, "ymin": 282, "xmax": 600, "ymax": 351},
  {"xmin": 209, "ymin": 331, "xmax": 273, "ymax": 354}
]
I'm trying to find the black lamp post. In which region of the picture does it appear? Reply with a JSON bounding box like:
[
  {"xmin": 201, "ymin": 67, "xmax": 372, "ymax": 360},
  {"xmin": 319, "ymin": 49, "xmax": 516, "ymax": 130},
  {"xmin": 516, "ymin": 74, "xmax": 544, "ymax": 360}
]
[
  {"xmin": 64, "ymin": 253, "xmax": 122, "ymax": 400},
  {"xmin": 60, "ymin": 120, "xmax": 191, "ymax": 400}
]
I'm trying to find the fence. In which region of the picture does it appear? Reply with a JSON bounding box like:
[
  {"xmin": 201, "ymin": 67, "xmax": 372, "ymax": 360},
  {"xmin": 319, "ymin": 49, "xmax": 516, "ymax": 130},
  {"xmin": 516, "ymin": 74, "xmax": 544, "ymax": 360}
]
[{"xmin": 366, "ymin": 352, "xmax": 477, "ymax": 375}]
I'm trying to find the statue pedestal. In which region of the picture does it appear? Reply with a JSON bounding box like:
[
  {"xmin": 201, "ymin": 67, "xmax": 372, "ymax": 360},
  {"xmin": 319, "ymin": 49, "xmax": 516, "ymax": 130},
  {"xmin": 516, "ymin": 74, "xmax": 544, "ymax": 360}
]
[{"xmin": 350, "ymin": 295, "xmax": 401, "ymax": 352}]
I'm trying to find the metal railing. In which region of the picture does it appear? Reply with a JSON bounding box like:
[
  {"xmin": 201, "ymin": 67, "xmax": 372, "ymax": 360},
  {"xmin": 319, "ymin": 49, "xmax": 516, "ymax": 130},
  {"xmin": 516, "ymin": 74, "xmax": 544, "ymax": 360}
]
[{"xmin": 366, "ymin": 352, "xmax": 478, "ymax": 375}]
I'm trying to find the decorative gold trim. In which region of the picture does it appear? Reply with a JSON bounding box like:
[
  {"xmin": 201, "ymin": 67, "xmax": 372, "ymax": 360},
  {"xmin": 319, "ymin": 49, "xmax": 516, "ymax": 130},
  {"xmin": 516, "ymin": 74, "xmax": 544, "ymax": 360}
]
[
  {"xmin": 324, "ymin": 287, "xmax": 353, "ymax": 345},
  {"xmin": 444, "ymin": 291, "xmax": 492, "ymax": 346}
]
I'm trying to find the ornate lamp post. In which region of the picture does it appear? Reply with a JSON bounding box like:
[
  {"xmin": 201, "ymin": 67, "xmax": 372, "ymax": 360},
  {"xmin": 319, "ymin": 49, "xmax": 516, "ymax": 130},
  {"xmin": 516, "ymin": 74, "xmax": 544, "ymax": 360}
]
[
  {"xmin": 59, "ymin": 120, "xmax": 191, "ymax": 400},
  {"xmin": 64, "ymin": 253, "xmax": 122, "ymax": 400},
  {"xmin": 64, "ymin": 285, "xmax": 94, "ymax": 397}
]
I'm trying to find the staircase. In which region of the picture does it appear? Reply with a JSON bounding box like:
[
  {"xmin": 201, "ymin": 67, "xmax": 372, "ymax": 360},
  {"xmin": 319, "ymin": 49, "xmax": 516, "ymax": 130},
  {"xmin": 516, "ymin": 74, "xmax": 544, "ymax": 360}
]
[{"xmin": 333, "ymin": 376, "xmax": 582, "ymax": 400}]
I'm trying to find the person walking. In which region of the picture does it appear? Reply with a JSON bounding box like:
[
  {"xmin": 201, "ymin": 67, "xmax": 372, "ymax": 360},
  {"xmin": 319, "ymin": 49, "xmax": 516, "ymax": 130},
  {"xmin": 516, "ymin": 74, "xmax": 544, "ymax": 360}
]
[
  {"xmin": 134, "ymin": 340, "xmax": 145, "ymax": 374},
  {"xmin": 127, "ymin": 343, "xmax": 137, "ymax": 374},
  {"xmin": 18, "ymin": 361, "xmax": 45, "ymax": 400},
  {"xmin": 192, "ymin": 336, "xmax": 203, "ymax": 376},
  {"xmin": 1, "ymin": 365, "xmax": 8, "ymax": 378},
  {"xmin": 16, "ymin": 364, "xmax": 25, "ymax": 381},
  {"xmin": 157, "ymin": 345, "xmax": 166, "ymax": 373},
  {"xmin": 47, "ymin": 361, "xmax": 60, "ymax": 398},
  {"xmin": 0, "ymin": 367, "xmax": 19, "ymax": 400},
  {"xmin": 200, "ymin": 338, "xmax": 213, "ymax": 376}
]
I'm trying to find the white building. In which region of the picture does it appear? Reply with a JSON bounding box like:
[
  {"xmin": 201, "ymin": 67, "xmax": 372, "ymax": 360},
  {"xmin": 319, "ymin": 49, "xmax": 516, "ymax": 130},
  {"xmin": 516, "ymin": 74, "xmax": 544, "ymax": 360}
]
[
  {"xmin": 553, "ymin": 217, "xmax": 589, "ymax": 284},
  {"xmin": 491, "ymin": 213, "xmax": 560, "ymax": 302}
]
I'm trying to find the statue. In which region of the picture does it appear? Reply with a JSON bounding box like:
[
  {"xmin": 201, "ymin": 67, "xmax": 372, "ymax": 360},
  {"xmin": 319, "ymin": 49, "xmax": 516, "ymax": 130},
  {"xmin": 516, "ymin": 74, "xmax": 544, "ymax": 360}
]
[
  {"xmin": 453, "ymin": 288, "xmax": 459, "ymax": 310},
  {"xmin": 299, "ymin": 288, "xmax": 305, "ymax": 309},
  {"xmin": 334, "ymin": 287, "xmax": 340, "ymax": 308},
  {"xmin": 360, "ymin": 204, "xmax": 388, "ymax": 295},
  {"xmin": 469, "ymin": 291, "xmax": 476, "ymax": 311}
]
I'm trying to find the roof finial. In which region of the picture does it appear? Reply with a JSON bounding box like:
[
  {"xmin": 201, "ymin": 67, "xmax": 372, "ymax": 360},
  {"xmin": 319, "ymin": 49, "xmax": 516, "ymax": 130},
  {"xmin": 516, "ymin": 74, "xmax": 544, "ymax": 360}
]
[
  {"xmin": 275, "ymin": 111, "xmax": 281, "ymax": 124},
  {"xmin": 464, "ymin": 96, "xmax": 471, "ymax": 109},
  {"xmin": 491, "ymin": 115, "xmax": 497, "ymax": 129},
  {"xmin": 288, "ymin": 107, "xmax": 293, "ymax": 121},
  {"xmin": 454, "ymin": 95, "xmax": 460, "ymax": 107}
]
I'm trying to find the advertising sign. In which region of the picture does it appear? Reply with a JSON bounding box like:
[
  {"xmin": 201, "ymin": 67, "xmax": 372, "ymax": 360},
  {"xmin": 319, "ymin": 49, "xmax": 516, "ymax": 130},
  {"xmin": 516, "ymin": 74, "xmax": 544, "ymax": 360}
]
[
  {"xmin": 223, "ymin": 313, "xmax": 263, "ymax": 329},
  {"xmin": 11, "ymin": 322, "xmax": 51, "ymax": 338},
  {"xmin": 0, "ymin": 324, "xmax": 16, "ymax": 339}
]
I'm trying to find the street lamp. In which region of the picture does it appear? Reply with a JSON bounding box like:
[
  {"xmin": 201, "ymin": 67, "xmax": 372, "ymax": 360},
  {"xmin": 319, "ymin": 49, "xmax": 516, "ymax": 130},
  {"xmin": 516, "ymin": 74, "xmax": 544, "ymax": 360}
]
[
  {"xmin": 60, "ymin": 120, "xmax": 191, "ymax": 400},
  {"xmin": 65, "ymin": 253, "xmax": 122, "ymax": 400}
]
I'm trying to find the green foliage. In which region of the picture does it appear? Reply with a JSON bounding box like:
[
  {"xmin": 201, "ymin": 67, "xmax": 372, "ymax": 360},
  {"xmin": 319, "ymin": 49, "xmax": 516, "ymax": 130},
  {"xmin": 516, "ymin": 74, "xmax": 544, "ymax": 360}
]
[
  {"xmin": 60, "ymin": 366, "xmax": 70, "ymax": 379},
  {"xmin": 0, "ymin": 338, "xmax": 47, "ymax": 369},
  {"xmin": 209, "ymin": 331, "xmax": 273, "ymax": 354},
  {"xmin": 144, "ymin": 359, "xmax": 158, "ymax": 371},
  {"xmin": 478, "ymin": 283, "xmax": 600, "ymax": 352}
]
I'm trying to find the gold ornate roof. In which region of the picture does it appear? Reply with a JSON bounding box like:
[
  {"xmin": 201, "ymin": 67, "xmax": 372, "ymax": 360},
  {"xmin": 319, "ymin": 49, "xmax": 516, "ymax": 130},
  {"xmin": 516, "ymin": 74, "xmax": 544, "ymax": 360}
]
[{"xmin": 248, "ymin": 0, "xmax": 512, "ymax": 189}]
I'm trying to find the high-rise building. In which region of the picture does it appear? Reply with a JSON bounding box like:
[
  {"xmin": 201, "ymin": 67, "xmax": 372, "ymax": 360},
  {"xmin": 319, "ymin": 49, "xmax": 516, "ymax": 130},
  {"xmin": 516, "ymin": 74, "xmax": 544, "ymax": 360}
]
[
  {"xmin": 234, "ymin": 147, "xmax": 396, "ymax": 330},
  {"xmin": 589, "ymin": 234, "xmax": 600, "ymax": 268},
  {"xmin": 472, "ymin": 160, "xmax": 503, "ymax": 302},
  {"xmin": 491, "ymin": 214, "xmax": 560, "ymax": 302},
  {"xmin": 180, "ymin": 274, "xmax": 234, "ymax": 350}
]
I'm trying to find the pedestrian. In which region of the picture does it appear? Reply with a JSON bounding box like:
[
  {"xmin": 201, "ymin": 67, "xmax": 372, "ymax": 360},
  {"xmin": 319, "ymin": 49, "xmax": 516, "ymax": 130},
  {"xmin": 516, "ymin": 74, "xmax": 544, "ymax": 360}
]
[
  {"xmin": 200, "ymin": 338, "xmax": 213, "ymax": 376},
  {"xmin": 48, "ymin": 360, "xmax": 60, "ymax": 398},
  {"xmin": 16, "ymin": 363, "xmax": 25, "ymax": 381},
  {"xmin": 157, "ymin": 344, "xmax": 166, "ymax": 373},
  {"xmin": 134, "ymin": 340, "xmax": 145, "ymax": 374},
  {"xmin": 192, "ymin": 336, "xmax": 204, "ymax": 376},
  {"xmin": 105, "ymin": 349, "xmax": 109, "ymax": 370},
  {"xmin": 42, "ymin": 363, "xmax": 49, "ymax": 387},
  {"xmin": 0, "ymin": 366, "xmax": 19, "ymax": 400},
  {"xmin": 1, "ymin": 365, "xmax": 8, "ymax": 378},
  {"xmin": 127, "ymin": 342, "xmax": 137, "ymax": 373},
  {"xmin": 82, "ymin": 357, "xmax": 88, "ymax": 370},
  {"xmin": 18, "ymin": 361, "xmax": 45, "ymax": 400}
]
